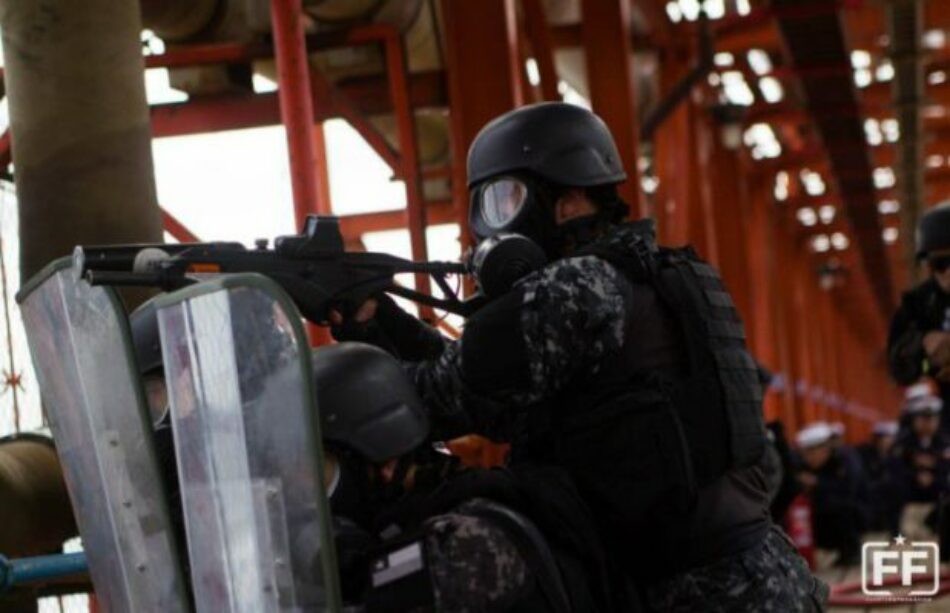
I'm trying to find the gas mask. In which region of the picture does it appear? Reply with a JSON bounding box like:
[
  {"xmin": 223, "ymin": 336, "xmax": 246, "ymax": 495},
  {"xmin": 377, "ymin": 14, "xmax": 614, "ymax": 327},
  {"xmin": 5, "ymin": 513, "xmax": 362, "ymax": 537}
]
[{"xmin": 468, "ymin": 174, "xmax": 621, "ymax": 297}]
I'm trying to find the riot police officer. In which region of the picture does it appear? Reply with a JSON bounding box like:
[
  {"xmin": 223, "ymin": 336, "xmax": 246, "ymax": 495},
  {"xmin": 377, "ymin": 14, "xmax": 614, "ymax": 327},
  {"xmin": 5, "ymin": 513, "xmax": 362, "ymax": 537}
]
[
  {"xmin": 313, "ymin": 342, "xmax": 626, "ymax": 612},
  {"xmin": 890, "ymin": 382, "xmax": 950, "ymax": 505},
  {"xmin": 889, "ymin": 202, "xmax": 950, "ymax": 432},
  {"xmin": 331, "ymin": 103, "xmax": 825, "ymax": 611},
  {"xmin": 794, "ymin": 422, "xmax": 871, "ymax": 564}
]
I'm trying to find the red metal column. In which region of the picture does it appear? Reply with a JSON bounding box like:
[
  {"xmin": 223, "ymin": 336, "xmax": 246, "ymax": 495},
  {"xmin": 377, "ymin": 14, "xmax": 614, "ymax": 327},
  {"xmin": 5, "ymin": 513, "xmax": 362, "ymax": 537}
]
[
  {"xmin": 706, "ymin": 118, "xmax": 751, "ymax": 319},
  {"xmin": 271, "ymin": 0, "xmax": 331, "ymax": 345},
  {"xmin": 313, "ymin": 122, "xmax": 333, "ymax": 215},
  {"xmin": 690, "ymin": 107, "xmax": 721, "ymax": 266},
  {"xmin": 581, "ymin": 0, "xmax": 642, "ymax": 215},
  {"xmin": 774, "ymin": 224, "xmax": 805, "ymax": 432},
  {"xmin": 654, "ymin": 59, "xmax": 689, "ymax": 246},
  {"xmin": 382, "ymin": 29, "xmax": 434, "ymax": 318},
  {"xmin": 522, "ymin": 0, "xmax": 560, "ymax": 101},
  {"xmin": 272, "ymin": 0, "xmax": 321, "ymax": 227},
  {"xmin": 744, "ymin": 173, "xmax": 781, "ymax": 422},
  {"xmin": 442, "ymin": 0, "xmax": 524, "ymax": 251}
]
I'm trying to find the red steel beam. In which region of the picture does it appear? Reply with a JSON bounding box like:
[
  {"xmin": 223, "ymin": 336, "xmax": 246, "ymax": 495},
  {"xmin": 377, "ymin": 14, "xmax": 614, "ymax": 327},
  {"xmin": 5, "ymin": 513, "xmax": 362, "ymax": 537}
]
[
  {"xmin": 308, "ymin": 67, "xmax": 403, "ymax": 172},
  {"xmin": 148, "ymin": 70, "xmax": 446, "ymax": 138},
  {"xmin": 161, "ymin": 209, "xmax": 201, "ymax": 243},
  {"xmin": 381, "ymin": 26, "xmax": 434, "ymax": 318},
  {"xmin": 581, "ymin": 0, "xmax": 642, "ymax": 216},
  {"xmin": 653, "ymin": 55, "xmax": 695, "ymax": 246},
  {"xmin": 337, "ymin": 201, "xmax": 454, "ymax": 238},
  {"xmin": 522, "ymin": 0, "xmax": 560, "ymax": 101},
  {"xmin": 312, "ymin": 122, "xmax": 333, "ymax": 215},
  {"xmin": 271, "ymin": 0, "xmax": 321, "ymax": 230},
  {"xmin": 0, "ymin": 130, "xmax": 11, "ymax": 169},
  {"xmin": 442, "ymin": 0, "xmax": 524, "ymax": 255},
  {"xmin": 271, "ymin": 0, "xmax": 331, "ymax": 346}
]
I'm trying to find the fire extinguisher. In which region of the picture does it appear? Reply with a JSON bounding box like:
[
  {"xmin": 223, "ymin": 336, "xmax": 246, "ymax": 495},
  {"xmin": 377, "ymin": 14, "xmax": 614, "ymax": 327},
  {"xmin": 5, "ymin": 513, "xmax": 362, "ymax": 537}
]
[{"xmin": 786, "ymin": 493, "xmax": 815, "ymax": 569}]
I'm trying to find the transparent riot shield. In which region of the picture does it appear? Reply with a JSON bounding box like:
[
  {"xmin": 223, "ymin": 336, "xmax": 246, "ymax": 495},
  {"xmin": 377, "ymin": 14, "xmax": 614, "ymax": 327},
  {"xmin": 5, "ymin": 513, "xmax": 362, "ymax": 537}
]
[
  {"xmin": 155, "ymin": 274, "xmax": 341, "ymax": 613},
  {"xmin": 16, "ymin": 258, "xmax": 190, "ymax": 612}
]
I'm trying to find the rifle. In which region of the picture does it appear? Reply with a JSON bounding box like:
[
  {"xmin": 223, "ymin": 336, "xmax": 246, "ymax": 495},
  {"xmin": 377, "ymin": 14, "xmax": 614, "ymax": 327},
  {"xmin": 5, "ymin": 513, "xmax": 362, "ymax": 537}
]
[{"xmin": 73, "ymin": 215, "xmax": 477, "ymax": 320}]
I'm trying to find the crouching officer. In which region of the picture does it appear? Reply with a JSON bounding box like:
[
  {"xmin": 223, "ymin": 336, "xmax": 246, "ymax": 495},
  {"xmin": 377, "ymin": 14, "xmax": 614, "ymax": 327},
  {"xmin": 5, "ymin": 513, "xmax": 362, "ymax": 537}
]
[
  {"xmin": 889, "ymin": 202, "xmax": 950, "ymax": 432},
  {"xmin": 314, "ymin": 342, "xmax": 627, "ymax": 612}
]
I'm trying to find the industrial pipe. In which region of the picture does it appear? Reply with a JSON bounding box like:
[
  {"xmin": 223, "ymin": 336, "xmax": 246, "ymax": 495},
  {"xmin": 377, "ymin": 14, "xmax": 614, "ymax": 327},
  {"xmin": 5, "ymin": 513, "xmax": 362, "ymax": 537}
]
[
  {"xmin": 0, "ymin": 552, "xmax": 87, "ymax": 592},
  {"xmin": 0, "ymin": 435, "xmax": 76, "ymax": 559},
  {"xmin": 0, "ymin": 0, "xmax": 165, "ymax": 284}
]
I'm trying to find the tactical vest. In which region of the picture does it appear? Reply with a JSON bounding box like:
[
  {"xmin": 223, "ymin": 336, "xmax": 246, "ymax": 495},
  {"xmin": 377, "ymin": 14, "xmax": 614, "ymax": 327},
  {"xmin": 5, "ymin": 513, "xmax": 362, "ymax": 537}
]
[{"xmin": 522, "ymin": 238, "xmax": 767, "ymax": 541}]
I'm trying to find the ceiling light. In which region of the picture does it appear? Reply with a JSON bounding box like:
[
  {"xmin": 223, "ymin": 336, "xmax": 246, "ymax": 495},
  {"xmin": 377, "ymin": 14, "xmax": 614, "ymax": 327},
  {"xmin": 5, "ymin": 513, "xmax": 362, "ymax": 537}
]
[
  {"xmin": 525, "ymin": 59, "xmax": 540, "ymax": 86},
  {"xmin": 875, "ymin": 60, "xmax": 894, "ymax": 82},
  {"xmin": 714, "ymin": 52, "xmax": 735, "ymax": 67},
  {"xmin": 723, "ymin": 71, "xmax": 755, "ymax": 106},
  {"xmin": 704, "ymin": 0, "xmax": 726, "ymax": 20},
  {"xmin": 666, "ymin": 2, "xmax": 683, "ymax": 22},
  {"xmin": 641, "ymin": 175, "xmax": 659, "ymax": 194},
  {"xmin": 736, "ymin": 0, "xmax": 751, "ymax": 16},
  {"xmin": 818, "ymin": 205, "xmax": 836, "ymax": 224},
  {"xmin": 878, "ymin": 199, "xmax": 900, "ymax": 214},
  {"xmin": 797, "ymin": 207, "xmax": 818, "ymax": 227},
  {"xmin": 854, "ymin": 69, "xmax": 873, "ymax": 88},
  {"xmin": 679, "ymin": 0, "xmax": 701, "ymax": 21},
  {"xmin": 759, "ymin": 77, "xmax": 784, "ymax": 103},
  {"xmin": 927, "ymin": 154, "xmax": 945, "ymax": 169},
  {"xmin": 775, "ymin": 171, "xmax": 790, "ymax": 201},
  {"xmin": 812, "ymin": 235, "xmax": 831, "ymax": 253},
  {"xmin": 830, "ymin": 232, "xmax": 849, "ymax": 251},
  {"xmin": 864, "ymin": 118, "xmax": 883, "ymax": 146},
  {"xmin": 883, "ymin": 227, "xmax": 899, "ymax": 244},
  {"xmin": 851, "ymin": 50, "xmax": 871, "ymax": 69},
  {"xmin": 923, "ymin": 29, "xmax": 946, "ymax": 50},
  {"xmin": 801, "ymin": 169, "xmax": 826, "ymax": 196},
  {"xmin": 873, "ymin": 167, "xmax": 896, "ymax": 189},
  {"xmin": 929, "ymin": 71, "xmax": 948, "ymax": 86},
  {"xmin": 747, "ymin": 49, "xmax": 773, "ymax": 76},
  {"xmin": 881, "ymin": 119, "xmax": 900, "ymax": 143},
  {"xmin": 744, "ymin": 123, "xmax": 782, "ymax": 159}
]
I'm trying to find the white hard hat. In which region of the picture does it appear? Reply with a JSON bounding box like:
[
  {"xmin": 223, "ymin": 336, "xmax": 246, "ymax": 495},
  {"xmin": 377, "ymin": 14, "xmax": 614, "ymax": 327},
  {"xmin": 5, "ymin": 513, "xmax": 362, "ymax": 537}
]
[
  {"xmin": 904, "ymin": 381, "xmax": 943, "ymax": 415},
  {"xmin": 872, "ymin": 421, "xmax": 899, "ymax": 437},
  {"xmin": 797, "ymin": 422, "xmax": 834, "ymax": 449}
]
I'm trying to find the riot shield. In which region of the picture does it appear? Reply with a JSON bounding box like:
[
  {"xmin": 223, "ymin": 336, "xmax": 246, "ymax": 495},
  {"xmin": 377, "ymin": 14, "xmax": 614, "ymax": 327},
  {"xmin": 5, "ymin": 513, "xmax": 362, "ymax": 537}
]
[
  {"xmin": 155, "ymin": 274, "xmax": 341, "ymax": 612},
  {"xmin": 16, "ymin": 258, "xmax": 190, "ymax": 611}
]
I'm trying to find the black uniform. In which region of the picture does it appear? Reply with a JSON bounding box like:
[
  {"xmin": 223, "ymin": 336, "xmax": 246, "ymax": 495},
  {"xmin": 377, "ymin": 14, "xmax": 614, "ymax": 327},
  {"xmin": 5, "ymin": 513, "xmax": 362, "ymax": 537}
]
[
  {"xmin": 856, "ymin": 441, "xmax": 901, "ymax": 532},
  {"xmin": 398, "ymin": 222, "xmax": 825, "ymax": 610},
  {"xmin": 797, "ymin": 448, "xmax": 871, "ymax": 562},
  {"xmin": 888, "ymin": 279, "xmax": 950, "ymax": 430},
  {"xmin": 889, "ymin": 431, "xmax": 950, "ymax": 504}
]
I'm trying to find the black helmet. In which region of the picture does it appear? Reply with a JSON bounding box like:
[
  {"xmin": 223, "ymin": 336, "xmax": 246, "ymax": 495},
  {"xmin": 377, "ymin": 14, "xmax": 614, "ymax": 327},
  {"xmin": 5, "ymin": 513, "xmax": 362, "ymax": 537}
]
[
  {"xmin": 466, "ymin": 103, "xmax": 628, "ymax": 253},
  {"xmin": 130, "ymin": 297, "xmax": 163, "ymax": 375},
  {"xmin": 467, "ymin": 102, "xmax": 627, "ymax": 189},
  {"xmin": 313, "ymin": 342, "xmax": 429, "ymax": 463},
  {"xmin": 917, "ymin": 201, "xmax": 950, "ymax": 260}
]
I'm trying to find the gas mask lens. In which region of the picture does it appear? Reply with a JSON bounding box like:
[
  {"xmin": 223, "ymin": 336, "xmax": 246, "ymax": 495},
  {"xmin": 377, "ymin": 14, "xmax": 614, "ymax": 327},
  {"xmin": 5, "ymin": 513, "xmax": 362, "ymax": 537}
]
[{"xmin": 479, "ymin": 177, "xmax": 527, "ymax": 230}]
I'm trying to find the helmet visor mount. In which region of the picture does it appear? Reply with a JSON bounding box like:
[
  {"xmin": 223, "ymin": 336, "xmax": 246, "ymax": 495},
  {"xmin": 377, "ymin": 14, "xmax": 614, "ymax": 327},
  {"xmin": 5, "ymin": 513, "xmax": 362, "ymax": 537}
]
[{"xmin": 477, "ymin": 176, "xmax": 529, "ymax": 232}]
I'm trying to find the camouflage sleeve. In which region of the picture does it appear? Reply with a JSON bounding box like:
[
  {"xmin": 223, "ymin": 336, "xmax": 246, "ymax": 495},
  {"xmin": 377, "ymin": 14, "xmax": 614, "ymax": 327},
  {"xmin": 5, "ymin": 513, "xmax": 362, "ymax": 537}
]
[
  {"xmin": 406, "ymin": 256, "xmax": 627, "ymax": 440},
  {"xmin": 423, "ymin": 502, "xmax": 533, "ymax": 612}
]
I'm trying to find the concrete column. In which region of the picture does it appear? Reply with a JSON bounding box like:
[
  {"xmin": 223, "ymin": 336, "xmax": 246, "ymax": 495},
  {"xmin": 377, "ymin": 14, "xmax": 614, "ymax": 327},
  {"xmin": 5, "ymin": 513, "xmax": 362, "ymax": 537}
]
[{"xmin": 0, "ymin": 1, "xmax": 163, "ymax": 283}]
